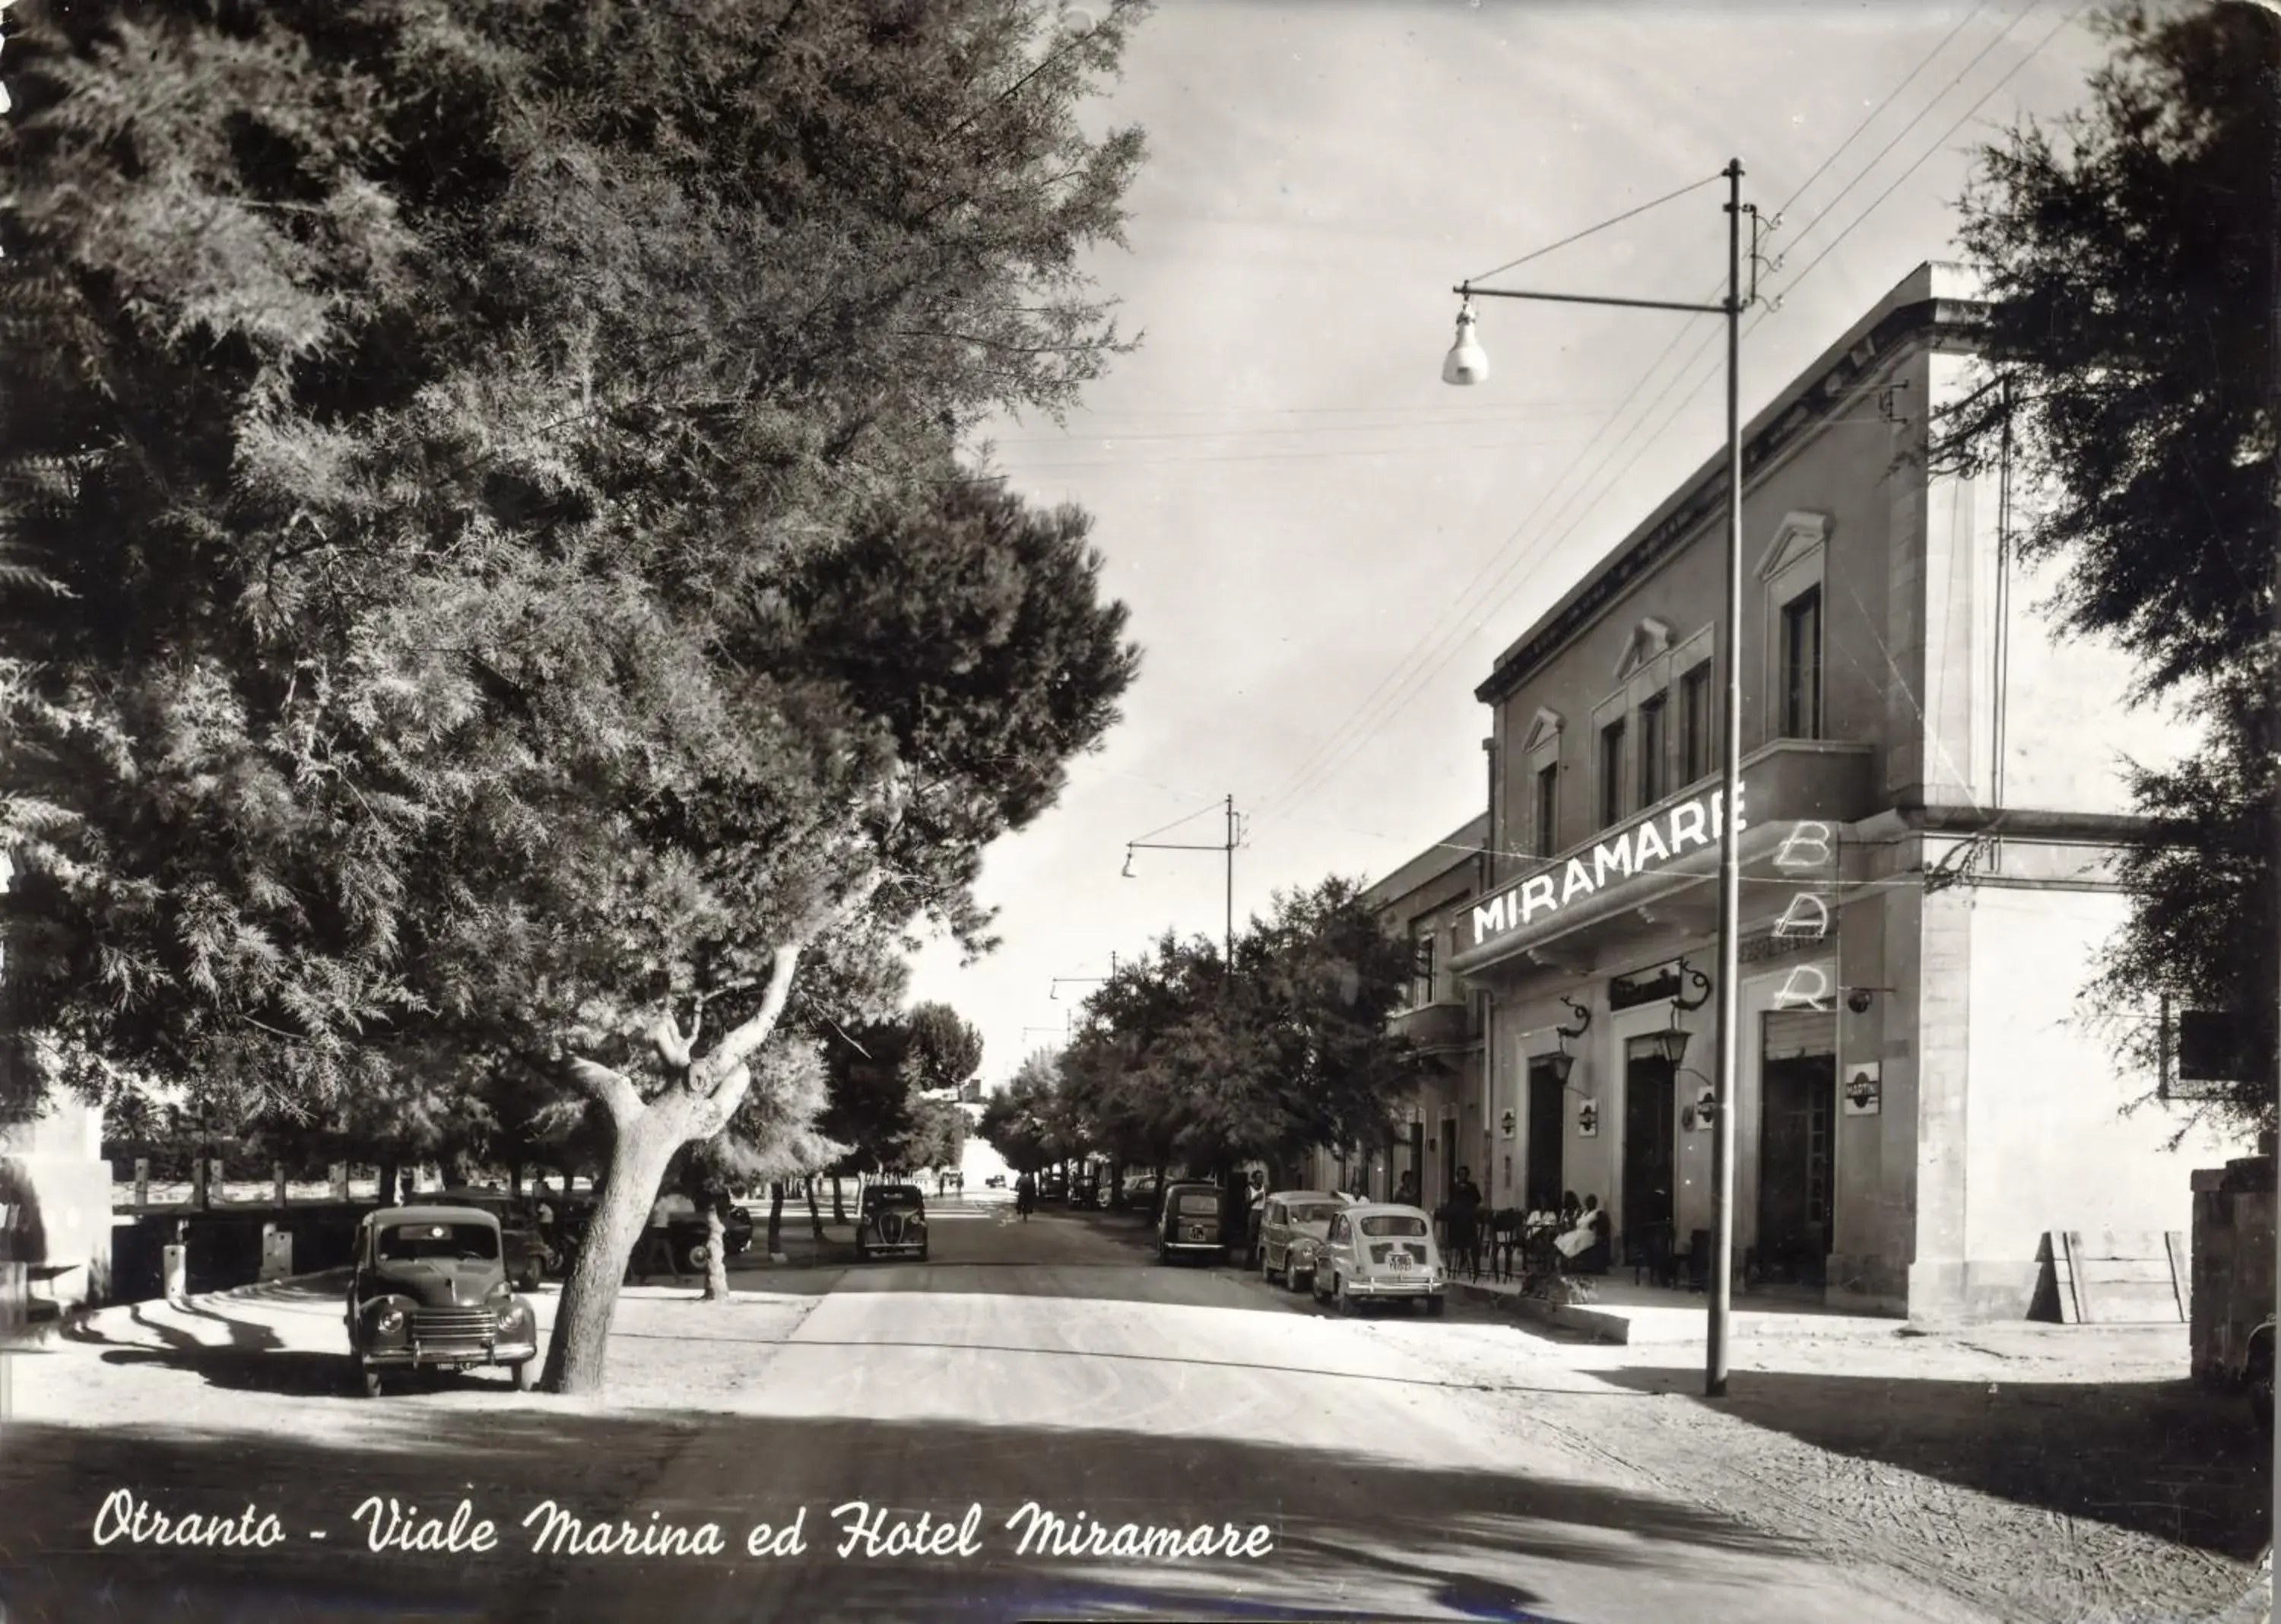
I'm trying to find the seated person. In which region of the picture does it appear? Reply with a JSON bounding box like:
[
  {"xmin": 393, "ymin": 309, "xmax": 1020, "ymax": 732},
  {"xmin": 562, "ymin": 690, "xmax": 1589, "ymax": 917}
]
[{"xmin": 1552, "ymin": 1194, "xmax": 1613, "ymax": 1275}]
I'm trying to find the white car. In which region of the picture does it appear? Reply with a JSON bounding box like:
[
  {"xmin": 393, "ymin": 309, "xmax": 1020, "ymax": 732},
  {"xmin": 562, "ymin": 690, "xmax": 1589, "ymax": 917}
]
[
  {"xmin": 1258, "ymin": 1191, "xmax": 1344, "ymax": 1291},
  {"xmin": 1309, "ymin": 1202, "xmax": 1447, "ymax": 1317}
]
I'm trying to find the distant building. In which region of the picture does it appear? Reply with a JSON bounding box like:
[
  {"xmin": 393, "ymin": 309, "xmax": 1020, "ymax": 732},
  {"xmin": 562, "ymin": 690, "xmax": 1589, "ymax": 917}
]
[{"xmin": 1385, "ymin": 262, "xmax": 2243, "ymax": 1319}]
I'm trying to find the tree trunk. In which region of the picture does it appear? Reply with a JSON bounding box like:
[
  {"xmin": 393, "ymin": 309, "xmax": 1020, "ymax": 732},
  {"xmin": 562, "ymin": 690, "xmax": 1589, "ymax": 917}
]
[
  {"xmin": 804, "ymin": 1177, "xmax": 825, "ymax": 1242},
  {"xmin": 700, "ymin": 1204, "xmax": 730, "ymax": 1302},
  {"xmin": 541, "ymin": 1100, "xmax": 687, "ymax": 1396},
  {"xmin": 377, "ymin": 1160, "xmax": 398, "ymax": 1207},
  {"xmin": 830, "ymin": 1173, "xmax": 847, "ymax": 1225},
  {"xmin": 766, "ymin": 1182, "xmax": 785, "ymax": 1255},
  {"xmin": 509, "ymin": 1165, "xmax": 525, "ymax": 1198}
]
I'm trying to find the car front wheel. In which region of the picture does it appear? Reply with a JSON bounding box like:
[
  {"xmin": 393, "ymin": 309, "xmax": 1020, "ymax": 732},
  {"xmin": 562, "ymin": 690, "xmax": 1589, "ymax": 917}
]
[
  {"xmin": 512, "ymin": 1358, "xmax": 538, "ymax": 1391},
  {"xmin": 1424, "ymin": 1296, "xmax": 1447, "ymax": 1318},
  {"xmin": 680, "ymin": 1241, "xmax": 711, "ymax": 1275},
  {"xmin": 359, "ymin": 1363, "xmax": 385, "ymax": 1399}
]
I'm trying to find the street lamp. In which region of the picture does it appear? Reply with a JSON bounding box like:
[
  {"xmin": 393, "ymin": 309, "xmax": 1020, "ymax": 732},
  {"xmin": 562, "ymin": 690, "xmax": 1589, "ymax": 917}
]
[{"xmin": 1445, "ymin": 160, "xmax": 1757, "ymax": 1399}]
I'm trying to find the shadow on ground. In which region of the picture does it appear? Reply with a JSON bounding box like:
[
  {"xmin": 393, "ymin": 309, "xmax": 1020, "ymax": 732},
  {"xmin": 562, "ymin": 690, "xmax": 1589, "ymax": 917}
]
[
  {"xmin": 1598, "ymin": 1363, "xmax": 2270, "ymax": 1559},
  {"xmin": 0, "ymin": 1397, "xmax": 1818, "ymax": 1624}
]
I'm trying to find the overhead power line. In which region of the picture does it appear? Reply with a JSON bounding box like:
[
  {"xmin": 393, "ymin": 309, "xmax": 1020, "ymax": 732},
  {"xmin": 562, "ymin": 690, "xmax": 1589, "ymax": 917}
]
[{"xmin": 1255, "ymin": 1, "xmax": 2067, "ymax": 825}]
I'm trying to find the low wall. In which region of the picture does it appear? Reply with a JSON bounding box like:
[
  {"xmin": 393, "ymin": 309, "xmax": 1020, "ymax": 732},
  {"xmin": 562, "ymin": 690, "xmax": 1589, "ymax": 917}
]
[
  {"xmin": 2191, "ymin": 1154, "xmax": 2274, "ymax": 1388},
  {"xmin": 109, "ymin": 1204, "xmax": 374, "ymax": 1304}
]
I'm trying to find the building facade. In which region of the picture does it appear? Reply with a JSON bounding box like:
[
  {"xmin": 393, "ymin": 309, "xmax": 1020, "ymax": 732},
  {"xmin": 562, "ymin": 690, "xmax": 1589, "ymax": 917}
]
[
  {"xmin": 1416, "ymin": 262, "xmax": 2242, "ymax": 1320},
  {"xmin": 1310, "ymin": 817, "xmax": 1494, "ymax": 1210}
]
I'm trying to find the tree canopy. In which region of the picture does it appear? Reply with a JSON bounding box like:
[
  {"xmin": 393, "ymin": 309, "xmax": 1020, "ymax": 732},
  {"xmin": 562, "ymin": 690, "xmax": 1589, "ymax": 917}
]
[
  {"xmin": 1941, "ymin": 0, "xmax": 2279, "ymax": 1128},
  {"xmin": 995, "ymin": 878, "xmax": 1424, "ymax": 1177},
  {"xmin": 1, "ymin": 0, "xmax": 1150, "ymax": 1389}
]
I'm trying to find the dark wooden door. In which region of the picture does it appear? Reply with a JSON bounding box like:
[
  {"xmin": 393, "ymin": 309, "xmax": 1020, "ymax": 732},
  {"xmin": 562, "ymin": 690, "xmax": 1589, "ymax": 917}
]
[
  {"xmin": 1525, "ymin": 1058, "xmax": 1566, "ymax": 1212},
  {"xmin": 1621, "ymin": 1041, "xmax": 1677, "ymax": 1249},
  {"xmin": 1756, "ymin": 1053, "xmax": 1836, "ymax": 1283}
]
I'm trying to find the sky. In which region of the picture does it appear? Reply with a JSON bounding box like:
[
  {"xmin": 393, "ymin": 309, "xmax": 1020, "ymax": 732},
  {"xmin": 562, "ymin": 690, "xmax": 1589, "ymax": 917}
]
[{"xmin": 906, "ymin": 0, "xmax": 2113, "ymax": 1090}]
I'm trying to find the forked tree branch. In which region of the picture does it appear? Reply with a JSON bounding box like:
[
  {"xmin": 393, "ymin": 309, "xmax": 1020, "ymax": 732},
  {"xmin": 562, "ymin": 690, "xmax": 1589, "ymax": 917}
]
[{"xmin": 564, "ymin": 1055, "xmax": 642, "ymax": 1128}]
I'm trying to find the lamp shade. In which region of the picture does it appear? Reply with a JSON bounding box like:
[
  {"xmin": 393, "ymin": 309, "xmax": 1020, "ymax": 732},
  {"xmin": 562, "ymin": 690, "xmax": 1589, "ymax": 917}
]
[
  {"xmin": 1544, "ymin": 1050, "xmax": 1576, "ymax": 1086},
  {"xmin": 1442, "ymin": 305, "xmax": 1489, "ymax": 386},
  {"xmin": 1644, "ymin": 1025, "xmax": 1692, "ymax": 1068}
]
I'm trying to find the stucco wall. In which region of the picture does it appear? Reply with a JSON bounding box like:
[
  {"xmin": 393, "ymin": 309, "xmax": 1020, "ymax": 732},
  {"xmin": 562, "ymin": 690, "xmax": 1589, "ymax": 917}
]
[
  {"xmin": 2191, "ymin": 1156, "xmax": 2273, "ymax": 1388},
  {"xmin": 1959, "ymin": 883, "xmax": 2247, "ymax": 1317},
  {"xmin": 1490, "ymin": 347, "xmax": 1915, "ymax": 892}
]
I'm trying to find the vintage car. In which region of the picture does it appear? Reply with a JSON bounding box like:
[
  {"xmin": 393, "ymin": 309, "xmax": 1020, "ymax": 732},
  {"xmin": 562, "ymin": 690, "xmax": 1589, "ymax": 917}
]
[
  {"xmin": 1258, "ymin": 1190, "xmax": 1344, "ymax": 1291},
  {"xmin": 548, "ymin": 1191, "xmax": 756, "ymax": 1277},
  {"xmin": 1040, "ymin": 1170, "xmax": 1070, "ymax": 1203},
  {"xmin": 1309, "ymin": 1202, "xmax": 1447, "ymax": 1316},
  {"xmin": 345, "ymin": 1204, "xmax": 541, "ymax": 1396},
  {"xmin": 855, "ymin": 1182, "xmax": 930, "ymax": 1262},
  {"xmin": 1068, "ymin": 1173, "xmax": 1102, "ymax": 1209},
  {"xmin": 433, "ymin": 1188, "xmax": 552, "ymax": 1290},
  {"xmin": 2244, "ymin": 1315, "xmax": 2274, "ymax": 1433},
  {"xmin": 1155, "ymin": 1182, "xmax": 1227, "ymax": 1264}
]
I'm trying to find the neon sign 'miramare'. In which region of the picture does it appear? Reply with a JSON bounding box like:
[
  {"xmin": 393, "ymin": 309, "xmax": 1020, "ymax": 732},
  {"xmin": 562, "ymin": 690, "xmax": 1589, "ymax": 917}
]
[{"xmin": 1472, "ymin": 785, "xmax": 1748, "ymax": 947}]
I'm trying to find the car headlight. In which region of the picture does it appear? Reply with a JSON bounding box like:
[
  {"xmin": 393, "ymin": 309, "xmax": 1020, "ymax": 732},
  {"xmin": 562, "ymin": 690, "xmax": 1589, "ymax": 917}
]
[
  {"xmin": 375, "ymin": 1305, "xmax": 405, "ymax": 1334},
  {"xmin": 498, "ymin": 1298, "xmax": 532, "ymax": 1329}
]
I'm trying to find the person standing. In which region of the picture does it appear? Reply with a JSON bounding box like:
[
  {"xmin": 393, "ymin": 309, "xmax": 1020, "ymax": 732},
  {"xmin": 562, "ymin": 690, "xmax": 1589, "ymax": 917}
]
[
  {"xmin": 1015, "ymin": 1171, "xmax": 1036, "ymax": 1221},
  {"xmin": 1448, "ymin": 1166, "xmax": 1485, "ymax": 1280},
  {"xmin": 1394, "ymin": 1170, "xmax": 1420, "ymax": 1208}
]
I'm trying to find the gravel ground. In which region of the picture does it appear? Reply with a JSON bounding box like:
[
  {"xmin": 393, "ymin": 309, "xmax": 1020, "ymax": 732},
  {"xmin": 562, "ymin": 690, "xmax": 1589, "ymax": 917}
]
[{"xmin": 1353, "ymin": 1308, "xmax": 2270, "ymax": 1624}]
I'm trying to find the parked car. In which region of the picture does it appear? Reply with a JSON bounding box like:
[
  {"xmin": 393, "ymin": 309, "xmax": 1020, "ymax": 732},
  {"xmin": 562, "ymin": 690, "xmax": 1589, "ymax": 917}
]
[
  {"xmin": 1258, "ymin": 1190, "xmax": 1344, "ymax": 1291},
  {"xmin": 1155, "ymin": 1182, "xmax": 1227, "ymax": 1264},
  {"xmin": 656, "ymin": 1194, "xmax": 756, "ymax": 1276},
  {"xmin": 547, "ymin": 1191, "xmax": 755, "ymax": 1278},
  {"xmin": 433, "ymin": 1188, "xmax": 551, "ymax": 1290},
  {"xmin": 855, "ymin": 1182, "xmax": 930, "ymax": 1262},
  {"xmin": 344, "ymin": 1204, "xmax": 541, "ymax": 1396},
  {"xmin": 2244, "ymin": 1315, "xmax": 2274, "ymax": 1433},
  {"xmin": 1068, "ymin": 1175, "xmax": 1102, "ymax": 1209},
  {"xmin": 1122, "ymin": 1173, "xmax": 1163, "ymax": 1215},
  {"xmin": 1041, "ymin": 1170, "xmax": 1070, "ymax": 1202},
  {"xmin": 1309, "ymin": 1202, "xmax": 1446, "ymax": 1316}
]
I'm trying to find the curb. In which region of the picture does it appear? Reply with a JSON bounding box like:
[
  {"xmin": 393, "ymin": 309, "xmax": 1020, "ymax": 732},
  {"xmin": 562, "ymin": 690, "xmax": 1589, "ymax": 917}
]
[{"xmin": 1451, "ymin": 1280, "xmax": 1631, "ymax": 1343}]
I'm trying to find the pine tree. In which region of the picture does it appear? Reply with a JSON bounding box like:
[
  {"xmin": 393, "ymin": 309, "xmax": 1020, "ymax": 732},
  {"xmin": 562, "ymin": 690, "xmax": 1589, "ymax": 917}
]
[
  {"xmin": 1940, "ymin": 0, "xmax": 2280, "ymax": 1128},
  {"xmin": 2, "ymin": 0, "xmax": 1148, "ymax": 1391}
]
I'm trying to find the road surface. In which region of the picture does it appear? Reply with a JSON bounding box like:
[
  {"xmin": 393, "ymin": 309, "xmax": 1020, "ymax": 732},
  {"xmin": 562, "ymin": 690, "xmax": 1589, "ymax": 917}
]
[{"xmin": 0, "ymin": 1195, "xmax": 1987, "ymax": 1624}]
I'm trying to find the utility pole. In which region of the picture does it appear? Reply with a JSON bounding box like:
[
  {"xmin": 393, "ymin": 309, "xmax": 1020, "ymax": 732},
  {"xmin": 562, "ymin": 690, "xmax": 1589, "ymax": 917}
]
[{"xmin": 1124, "ymin": 796, "xmax": 1242, "ymax": 966}]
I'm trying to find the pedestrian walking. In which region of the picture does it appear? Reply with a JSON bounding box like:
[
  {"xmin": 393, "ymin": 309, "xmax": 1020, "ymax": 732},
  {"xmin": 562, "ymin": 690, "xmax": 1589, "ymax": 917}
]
[
  {"xmin": 628, "ymin": 1191, "xmax": 680, "ymax": 1284},
  {"xmin": 1015, "ymin": 1171, "xmax": 1036, "ymax": 1221}
]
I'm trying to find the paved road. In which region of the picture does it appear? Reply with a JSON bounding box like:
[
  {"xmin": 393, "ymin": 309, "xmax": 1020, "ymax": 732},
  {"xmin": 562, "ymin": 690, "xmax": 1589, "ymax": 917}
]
[{"xmin": 0, "ymin": 1198, "xmax": 1981, "ymax": 1624}]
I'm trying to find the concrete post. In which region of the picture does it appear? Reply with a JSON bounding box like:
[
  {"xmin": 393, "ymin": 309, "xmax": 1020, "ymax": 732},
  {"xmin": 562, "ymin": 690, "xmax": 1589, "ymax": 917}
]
[
  {"xmin": 161, "ymin": 1242, "xmax": 187, "ymax": 1306},
  {"xmin": 259, "ymin": 1223, "xmax": 291, "ymax": 1283},
  {"xmin": 133, "ymin": 1157, "xmax": 149, "ymax": 1208}
]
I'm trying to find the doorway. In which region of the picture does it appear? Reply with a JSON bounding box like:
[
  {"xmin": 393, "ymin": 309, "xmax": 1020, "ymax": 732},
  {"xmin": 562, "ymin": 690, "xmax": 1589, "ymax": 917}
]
[
  {"xmin": 1756, "ymin": 1010, "xmax": 1838, "ymax": 1286},
  {"xmin": 1525, "ymin": 1058, "xmax": 1566, "ymax": 1212},
  {"xmin": 1620, "ymin": 1036, "xmax": 1677, "ymax": 1259}
]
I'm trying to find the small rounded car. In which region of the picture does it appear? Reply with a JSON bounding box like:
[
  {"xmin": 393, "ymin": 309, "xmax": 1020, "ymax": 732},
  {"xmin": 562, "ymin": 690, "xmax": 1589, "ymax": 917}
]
[
  {"xmin": 345, "ymin": 1204, "xmax": 541, "ymax": 1396},
  {"xmin": 1258, "ymin": 1190, "xmax": 1344, "ymax": 1291},
  {"xmin": 855, "ymin": 1182, "xmax": 930, "ymax": 1262},
  {"xmin": 1156, "ymin": 1182, "xmax": 1226, "ymax": 1264},
  {"xmin": 1310, "ymin": 1201, "xmax": 1448, "ymax": 1316},
  {"xmin": 2243, "ymin": 1315, "xmax": 2274, "ymax": 1433}
]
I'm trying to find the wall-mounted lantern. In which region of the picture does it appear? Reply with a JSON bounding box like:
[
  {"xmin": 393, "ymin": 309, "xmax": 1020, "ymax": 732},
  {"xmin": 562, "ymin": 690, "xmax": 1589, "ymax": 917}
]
[{"xmin": 1642, "ymin": 958, "xmax": 1712, "ymax": 1069}]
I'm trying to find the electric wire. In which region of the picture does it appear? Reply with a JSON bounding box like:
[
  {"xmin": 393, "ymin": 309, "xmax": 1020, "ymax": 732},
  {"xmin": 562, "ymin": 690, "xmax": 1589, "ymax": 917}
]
[
  {"xmin": 1255, "ymin": 3, "xmax": 2076, "ymax": 826},
  {"xmin": 1464, "ymin": 170, "xmax": 1728, "ymax": 287}
]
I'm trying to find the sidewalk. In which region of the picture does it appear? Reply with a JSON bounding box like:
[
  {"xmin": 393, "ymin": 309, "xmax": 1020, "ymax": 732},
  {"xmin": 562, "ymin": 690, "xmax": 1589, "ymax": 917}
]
[{"xmin": 1448, "ymin": 1270, "xmax": 1902, "ymax": 1344}]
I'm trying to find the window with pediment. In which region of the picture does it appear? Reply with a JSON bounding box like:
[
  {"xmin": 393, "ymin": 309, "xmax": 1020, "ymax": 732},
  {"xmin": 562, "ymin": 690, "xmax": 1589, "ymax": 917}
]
[{"xmin": 1758, "ymin": 512, "xmax": 1830, "ymax": 743}]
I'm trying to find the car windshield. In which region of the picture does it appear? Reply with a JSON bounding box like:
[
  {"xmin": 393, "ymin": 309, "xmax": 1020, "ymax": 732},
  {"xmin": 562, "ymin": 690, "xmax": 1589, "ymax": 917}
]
[
  {"xmin": 1358, "ymin": 1213, "xmax": 1429, "ymax": 1238},
  {"xmin": 1174, "ymin": 1191, "xmax": 1220, "ymax": 1217},
  {"xmin": 377, "ymin": 1223, "xmax": 499, "ymax": 1262},
  {"xmin": 1286, "ymin": 1201, "xmax": 1340, "ymax": 1226},
  {"xmin": 871, "ymin": 1188, "xmax": 922, "ymax": 1207}
]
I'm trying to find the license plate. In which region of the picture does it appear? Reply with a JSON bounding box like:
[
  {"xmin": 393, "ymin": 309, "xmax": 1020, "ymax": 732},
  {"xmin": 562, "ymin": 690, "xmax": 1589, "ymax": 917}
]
[{"xmin": 1187, "ymin": 1228, "xmax": 1208, "ymax": 1241}]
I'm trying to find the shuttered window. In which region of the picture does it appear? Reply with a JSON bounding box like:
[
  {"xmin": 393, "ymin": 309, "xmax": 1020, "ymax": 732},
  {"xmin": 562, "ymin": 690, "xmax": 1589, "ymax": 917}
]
[{"xmin": 1762, "ymin": 1007, "xmax": 1838, "ymax": 1061}]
